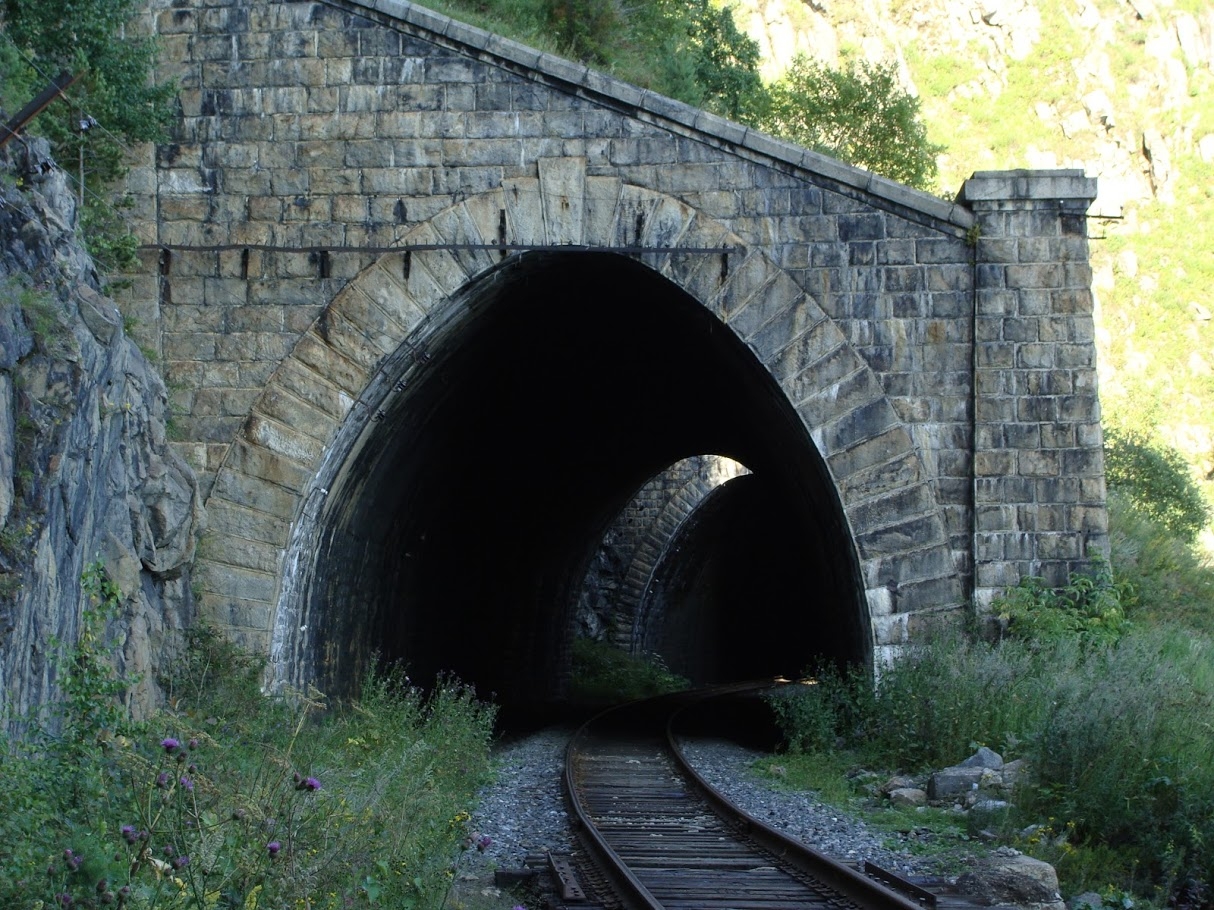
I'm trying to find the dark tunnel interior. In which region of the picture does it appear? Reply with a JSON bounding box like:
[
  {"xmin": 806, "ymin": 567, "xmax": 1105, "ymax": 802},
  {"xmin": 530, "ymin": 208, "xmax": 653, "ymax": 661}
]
[
  {"xmin": 302, "ymin": 251, "xmax": 870, "ymax": 718},
  {"xmin": 640, "ymin": 472, "xmax": 853, "ymax": 686}
]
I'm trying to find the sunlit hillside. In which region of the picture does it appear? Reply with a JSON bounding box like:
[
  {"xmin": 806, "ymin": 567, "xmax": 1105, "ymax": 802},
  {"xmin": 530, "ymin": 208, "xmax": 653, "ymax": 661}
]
[{"xmin": 730, "ymin": 0, "xmax": 1214, "ymax": 520}]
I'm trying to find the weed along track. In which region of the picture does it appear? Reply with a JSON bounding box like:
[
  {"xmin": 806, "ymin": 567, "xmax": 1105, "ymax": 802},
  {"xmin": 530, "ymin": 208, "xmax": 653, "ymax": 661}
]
[{"xmin": 561, "ymin": 684, "xmax": 934, "ymax": 910}]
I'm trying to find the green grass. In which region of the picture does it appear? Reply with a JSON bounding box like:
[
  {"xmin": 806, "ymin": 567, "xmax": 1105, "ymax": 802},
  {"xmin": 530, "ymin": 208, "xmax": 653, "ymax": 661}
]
[
  {"xmin": 0, "ymin": 596, "xmax": 505, "ymax": 910},
  {"xmin": 750, "ymin": 751, "xmax": 978, "ymax": 870},
  {"xmin": 764, "ymin": 613, "xmax": 1214, "ymax": 902}
]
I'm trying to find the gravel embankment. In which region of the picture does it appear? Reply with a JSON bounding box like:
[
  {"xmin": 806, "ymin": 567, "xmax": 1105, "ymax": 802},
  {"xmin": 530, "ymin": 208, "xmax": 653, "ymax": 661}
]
[{"xmin": 464, "ymin": 727, "xmax": 967, "ymax": 880}]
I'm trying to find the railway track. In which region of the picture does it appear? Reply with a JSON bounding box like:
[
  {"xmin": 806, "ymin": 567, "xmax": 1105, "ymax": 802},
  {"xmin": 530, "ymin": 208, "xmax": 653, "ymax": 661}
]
[{"xmin": 561, "ymin": 684, "xmax": 932, "ymax": 910}]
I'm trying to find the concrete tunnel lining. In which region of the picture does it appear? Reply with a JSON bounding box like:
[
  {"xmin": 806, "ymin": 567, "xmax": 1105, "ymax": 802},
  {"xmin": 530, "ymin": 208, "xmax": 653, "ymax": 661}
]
[{"xmin": 297, "ymin": 251, "xmax": 869, "ymax": 712}]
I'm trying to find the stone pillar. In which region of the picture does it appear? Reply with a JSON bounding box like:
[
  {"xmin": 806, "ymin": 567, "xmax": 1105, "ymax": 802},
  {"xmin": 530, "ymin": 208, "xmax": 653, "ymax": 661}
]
[{"xmin": 960, "ymin": 170, "xmax": 1108, "ymax": 610}]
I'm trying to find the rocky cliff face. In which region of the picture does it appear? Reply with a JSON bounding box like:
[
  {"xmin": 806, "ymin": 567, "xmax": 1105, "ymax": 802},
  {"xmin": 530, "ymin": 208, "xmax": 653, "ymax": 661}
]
[
  {"xmin": 0, "ymin": 138, "xmax": 201, "ymax": 727},
  {"xmin": 735, "ymin": 0, "xmax": 1213, "ymax": 207}
]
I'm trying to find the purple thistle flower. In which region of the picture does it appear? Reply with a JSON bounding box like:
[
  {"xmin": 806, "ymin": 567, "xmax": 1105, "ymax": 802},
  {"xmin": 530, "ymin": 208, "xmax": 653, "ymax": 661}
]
[
  {"xmin": 179, "ymin": 776, "xmax": 194, "ymax": 792},
  {"xmin": 121, "ymin": 825, "xmax": 138, "ymax": 845},
  {"xmin": 476, "ymin": 834, "xmax": 492, "ymax": 851},
  {"xmin": 160, "ymin": 737, "xmax": 180, "ymax": 754},
  {"xmin": 172, "ymin": 855, "xmax": 190, "ymax": 870},
  {"xmin": 267, "ymin": 840, "xmax": 281, "ymax": 857},
  {"xmin": 156, "ymin": 771, "xmax": 171, "ymax": 789},
  {"xmin": 295, "ymin": 776, "xmax": 322, "ymax": 792},
  {"xmin": 188, "ymin": 738, "xmax": 199, "ymax": 750}
]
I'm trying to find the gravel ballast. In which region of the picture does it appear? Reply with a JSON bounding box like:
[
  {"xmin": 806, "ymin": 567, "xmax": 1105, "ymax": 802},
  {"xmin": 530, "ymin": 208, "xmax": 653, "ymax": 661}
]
[{"xmin": 465, "ymin": 727, "xmax": 970, "ymax": 879}]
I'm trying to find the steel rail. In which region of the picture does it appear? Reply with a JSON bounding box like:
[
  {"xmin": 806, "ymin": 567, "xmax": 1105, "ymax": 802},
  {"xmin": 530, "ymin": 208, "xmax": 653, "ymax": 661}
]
[
  {"xmin": 565, "ymin": 683, "xmax": 932, "ymax": 910},
  {"xmin": 666, "ymin": 687, "xmax": 930, "ymax": 910}
]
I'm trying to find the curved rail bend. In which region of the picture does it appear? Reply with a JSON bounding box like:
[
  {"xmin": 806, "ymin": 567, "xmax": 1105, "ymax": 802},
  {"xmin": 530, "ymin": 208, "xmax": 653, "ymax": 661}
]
[{"xmin": 564, "ymin": 684, "xmax": 929, "ymax": 910}]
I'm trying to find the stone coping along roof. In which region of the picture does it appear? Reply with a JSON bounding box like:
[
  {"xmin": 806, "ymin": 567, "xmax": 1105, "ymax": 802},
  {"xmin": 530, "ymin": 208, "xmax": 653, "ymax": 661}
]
[{"xmin": 352, "ymin": 0, "xmax": 976, "ymax": 231}]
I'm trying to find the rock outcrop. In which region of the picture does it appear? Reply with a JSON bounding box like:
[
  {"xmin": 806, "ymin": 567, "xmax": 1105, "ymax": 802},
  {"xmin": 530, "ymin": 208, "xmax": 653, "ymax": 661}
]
[{"xmin": 0, "ymin": 137, "xmax": 201, "ymax": 727}]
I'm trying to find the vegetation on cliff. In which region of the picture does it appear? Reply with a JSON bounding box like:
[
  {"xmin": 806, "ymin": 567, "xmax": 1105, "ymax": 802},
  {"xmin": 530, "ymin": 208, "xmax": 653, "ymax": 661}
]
[{"xmin": 0, "ymin": 0, "xmax": 174, "ymax": 270}]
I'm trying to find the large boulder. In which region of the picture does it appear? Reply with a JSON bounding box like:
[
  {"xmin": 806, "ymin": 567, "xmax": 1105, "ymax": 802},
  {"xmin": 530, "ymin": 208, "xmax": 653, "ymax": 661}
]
[{"xmin": 957, "ymin": 849, "xmax": 1065, "ymax": 910}]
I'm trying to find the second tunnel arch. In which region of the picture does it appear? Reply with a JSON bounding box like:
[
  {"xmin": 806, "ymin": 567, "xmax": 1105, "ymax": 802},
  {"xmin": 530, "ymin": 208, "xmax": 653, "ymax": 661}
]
[{"xmin": 199, "ymin": 161, "xmax": 965, "ymax": 708}]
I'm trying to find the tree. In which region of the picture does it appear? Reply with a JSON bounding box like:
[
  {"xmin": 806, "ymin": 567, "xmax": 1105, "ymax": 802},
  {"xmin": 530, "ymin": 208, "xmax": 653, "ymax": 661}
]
[
  {"xmin": 1104, "ymin": 427, "xmax": 1210, "ymax": 542},
  {"xmin": 544, "ymin": 0, "xmax": 623, "ymax": 66},
  {"xmin": 675, "ymin": 0, "xmax": 765, "ymax": 122},
  {"xmin": 759, "ymin": 54, "xmax": 941, "ymax": 191},
  {"xmin": 640, "ymin": 0, "xmax": 764, "ymax": 121},
  {"xmin": 1, "ymin": 0, "xmax": 175, "ymax": 269}
]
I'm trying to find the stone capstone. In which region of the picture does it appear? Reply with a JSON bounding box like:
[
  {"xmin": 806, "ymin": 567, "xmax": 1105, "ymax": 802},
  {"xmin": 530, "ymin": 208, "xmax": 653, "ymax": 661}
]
[
  {"xmin": 928, "ymin": 765, "xmax": 990, "ymax": 800},
  {"xmin": 961, "ymin": 746, "xmax": 1005, "ymax": 770}
]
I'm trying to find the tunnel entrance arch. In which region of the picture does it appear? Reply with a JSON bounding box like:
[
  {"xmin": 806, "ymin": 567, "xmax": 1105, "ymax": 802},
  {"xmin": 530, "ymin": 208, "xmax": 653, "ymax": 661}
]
[
  {"xmin": 282, "ymin": 251, "xmax": 869, "ymax": 710},
  {"xmin": 198, "ymin": 160, "xmax": 962, "ymax": 710}
]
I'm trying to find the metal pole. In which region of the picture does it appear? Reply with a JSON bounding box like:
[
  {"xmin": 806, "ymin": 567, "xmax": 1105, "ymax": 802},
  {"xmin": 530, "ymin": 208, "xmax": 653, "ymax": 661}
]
[{"xmin": 0, "ymin": 71, "xmax": 78, "ymax": 150}]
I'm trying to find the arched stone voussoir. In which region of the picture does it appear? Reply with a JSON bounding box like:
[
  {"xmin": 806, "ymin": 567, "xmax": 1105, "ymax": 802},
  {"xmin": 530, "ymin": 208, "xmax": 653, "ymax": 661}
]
[
  {"xmin": 584, "ymin": 176, "xmax": 624, "ymax": 247},
  {"xmin": 313, "ymin": 303, "xmax": 396, "ymax": 374},
  {"xmin": 538, "ymin": 157, "xmax": 586, "ymax": 246},
  {"xmin": 345, "ymin": 261, "xmax": 430, "ymax": 336},
  {"xmin": 662, "ymin": 219, "xmax": 747, "ymax": 308},
  {"xmin": 398, "ymin": 220, "xmax": 481, "ymax": 303},
  {"xmin": 616, "ymin": 184, "xmax": 700, "ymax": 274},
  {"xmin": 428, "ymin": 190, "xmax": 508, "ymax": 278},
  {"xmin": 501, "ymin": 176, "xmax": 543, "ymax": 247},
  {"xmin": 705, "ymin": 250, "xmax": 780, "ymax": 327},
  {"xmin": 291, "ymin": 331, "xmax": 372, "ymax": 399},
  {"xmin": 726, "ymin": 270, "xmax": 811, "ymax": 350}
]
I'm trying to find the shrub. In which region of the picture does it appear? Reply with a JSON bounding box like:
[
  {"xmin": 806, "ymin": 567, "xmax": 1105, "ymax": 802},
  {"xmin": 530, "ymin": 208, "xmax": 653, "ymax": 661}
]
[
  {"xmin": 1, "ymin": 0, "xmax": 175, "ymax": 272},
  {"xmin": 764, "ymin": 663, "xmax": 873, "ymax": 754},
  {"xmin": 1015, "ymin": 628, "xmax": 1214, "ymax": 897},
  {"xmin": 1104, "ymin": 427, "xmax": 1210, "ymax": 543},
  {"xmin": 1107, "ymin": 490, "xmax": 1214, "ymax": 633},
  {"xmin": 763, "ymin": 608, "xmax": 1214, "ymax": 902},
  {"xmin": 993, "ymin": 563, "xmax": 1134, "ymax": 646},
  {"xmin": 570, "ymin": 637, "xmax": 688, "ymax": 702},
  {"xmin": 543, "ymin": 0, "xmax": 622, "ymax": 65},
  {"xmin": 758, "ymin": 54, "xmax": 942, "ymax": 190},
  {"xmin": 862, "ymin": 632, "xmax": 1048, "ymax": 770}
]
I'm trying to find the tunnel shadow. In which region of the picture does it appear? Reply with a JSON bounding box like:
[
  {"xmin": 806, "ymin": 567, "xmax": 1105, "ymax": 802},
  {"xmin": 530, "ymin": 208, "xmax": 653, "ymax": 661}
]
[{"xmin": 299, "ymin": 251, "xmax": 869, "ymax": 721}]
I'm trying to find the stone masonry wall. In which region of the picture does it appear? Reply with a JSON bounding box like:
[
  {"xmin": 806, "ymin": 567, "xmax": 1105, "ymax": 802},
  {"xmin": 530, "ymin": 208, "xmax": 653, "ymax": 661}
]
[
  {"xmin": 110, "ymin": 0, "xmax": 1108, "ymax": 662},
  {"xmin": 962, "ymin": 171, "xmax": 1108, "ymax": 606}
]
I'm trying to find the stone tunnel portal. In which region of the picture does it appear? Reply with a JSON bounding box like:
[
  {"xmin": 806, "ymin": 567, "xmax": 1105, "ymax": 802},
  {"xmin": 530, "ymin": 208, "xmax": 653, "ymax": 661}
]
[{"xmin": 299, "ymin": 252, "xmax": 870, "ymax": 714}]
